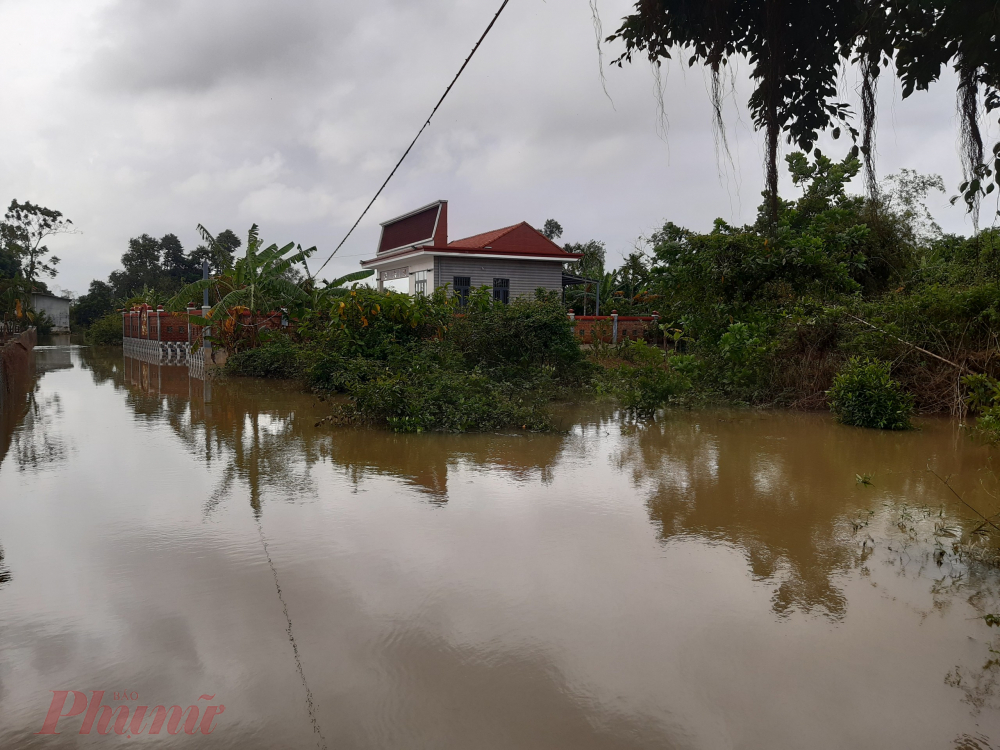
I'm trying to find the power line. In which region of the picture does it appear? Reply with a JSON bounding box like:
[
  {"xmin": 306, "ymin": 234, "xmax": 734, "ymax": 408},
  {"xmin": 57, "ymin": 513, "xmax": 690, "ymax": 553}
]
[{"xmin": 315, "ymin": 0, "xmax": 512, "ymax": 276}]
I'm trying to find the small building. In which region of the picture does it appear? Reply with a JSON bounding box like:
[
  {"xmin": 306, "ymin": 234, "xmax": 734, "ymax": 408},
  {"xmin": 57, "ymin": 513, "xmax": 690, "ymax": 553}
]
[
  {"xmin": 360, "ymin": 201, "xmax": 582, "ymax": 301},
  {"xmin": 31, "ymin": 293, "xmax": 71, "ymax": 334}
]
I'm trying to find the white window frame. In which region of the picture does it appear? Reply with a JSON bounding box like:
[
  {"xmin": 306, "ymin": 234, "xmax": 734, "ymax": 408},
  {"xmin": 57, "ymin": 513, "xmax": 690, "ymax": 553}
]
[{"xmin": 413, "ymin": 270, "xmax": 428, "ymax": 297}]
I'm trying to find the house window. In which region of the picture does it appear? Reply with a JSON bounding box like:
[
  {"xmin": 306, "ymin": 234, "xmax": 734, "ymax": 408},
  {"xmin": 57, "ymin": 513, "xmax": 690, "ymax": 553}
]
[
  {"xmin": 453, "ymin": 276, "xmax": 470, "ymax": 306},
  {"xmin": 414, "ymin": 270, "xmax": 428, "ymax": 296},
  {"xmin": 493, "ymin": 278, "xmax": 510, "ymax": 304}
]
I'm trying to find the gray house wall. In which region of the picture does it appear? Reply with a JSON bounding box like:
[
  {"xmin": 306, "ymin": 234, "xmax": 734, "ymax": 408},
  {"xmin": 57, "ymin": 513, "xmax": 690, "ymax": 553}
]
[
  {"xmin": 433, "ymin": 257, "xmax": 563, "ymax": 299},
  {"xmin": 31, "ymin": 294, "xmax": 71, "ymax": 333}
]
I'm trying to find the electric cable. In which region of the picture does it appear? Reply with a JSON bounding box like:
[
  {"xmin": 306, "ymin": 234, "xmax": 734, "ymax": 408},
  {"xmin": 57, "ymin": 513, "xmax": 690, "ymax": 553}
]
[{"xmin": 314, "ymin": 0, "xmax": 512, "ymax": 275}]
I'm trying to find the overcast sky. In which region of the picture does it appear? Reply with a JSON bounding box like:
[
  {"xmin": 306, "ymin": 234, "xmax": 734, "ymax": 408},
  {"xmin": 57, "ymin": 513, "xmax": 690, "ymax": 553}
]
[{"xmin": 0, "ymin": 0, "xmax": 988, "ymax": 297}]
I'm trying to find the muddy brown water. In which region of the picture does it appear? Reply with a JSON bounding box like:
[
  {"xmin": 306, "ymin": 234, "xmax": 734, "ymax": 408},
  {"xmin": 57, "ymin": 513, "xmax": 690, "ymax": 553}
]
[{"xmin": 3, "ymin": 342, "xmax": 1000, "ymax": 748}]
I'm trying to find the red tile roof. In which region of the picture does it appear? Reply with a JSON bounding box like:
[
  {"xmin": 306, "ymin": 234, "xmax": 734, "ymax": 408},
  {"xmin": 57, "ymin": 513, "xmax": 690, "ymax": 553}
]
[
  {"xmin": 362, "ymin": 216, "xmax": 582, "ymax": 265},
  {"xmin": 446, "ymin": 223, "xmax": 521, "ymax": 249},
  {"xmin": 446, "ymin": 222, "xmax": 579, "ymax": 258}
]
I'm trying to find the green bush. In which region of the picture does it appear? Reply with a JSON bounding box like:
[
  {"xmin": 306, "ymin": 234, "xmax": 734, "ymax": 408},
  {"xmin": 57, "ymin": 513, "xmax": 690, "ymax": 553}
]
[
  {"xmin": 618, "ymin": 338, "xmax": 665, "ymax": 366},
  {"xmin": 86, "ymin": 313, "xmax": 123, "ymax": 345},
  {"xmin": 225, "ymin": 335, "xmax": 301, "ymax": 379},
  {"xmin": 962, "ymin": 374, "xmax": 1000, "ymax": 442},
  {"xmin": 978, "ymin": 407, "xmax": 1000, "ymax": 441},
  {"xmin": 348, "ymin": 361, "xmax": 550, "ymax": 433},
  {"xmin": 827, "ymin": 357, "xmax": 914, "ymax": 430},
  {"xmin": 598, "ymin": 342, "xmax": 691, "ymax": 417},
  {"xmin": 448, "ymin": 293, "xmax": 587, "ymax": 382},
  {"xmin": 607, "ymin": 364, "xmax": 690, "ymax": 416},
  {"xmin": 289, "ymin": 291, "xmax": 587, "ymax": 432}
]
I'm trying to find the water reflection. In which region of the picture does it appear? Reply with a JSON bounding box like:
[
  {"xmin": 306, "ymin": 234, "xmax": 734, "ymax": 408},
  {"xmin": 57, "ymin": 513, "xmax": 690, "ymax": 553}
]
[
  {"xmin": 77, "ymin": 348, "xmax": 567, "ymax": 511},
  {"xmin": 0, "ymin": 346, "xmax": 995, "ymax": 747},
  {"xmin": 0, "ymin": 356, "xmax": 33, "ymax": 472},
  {"xmin": 1, "ymin": 348, "xmax": 70, "ymax": 476},
  {"xmin": 0, "ymin": 544, "xmax": 9, "ymax": 588},
  {"xmin": 33, "ymin": 346, "xmax": 72, "ymax": 373},
  {"xmin": 614, "ymin": 413, "xmax": 1000, "ymax": 620}
]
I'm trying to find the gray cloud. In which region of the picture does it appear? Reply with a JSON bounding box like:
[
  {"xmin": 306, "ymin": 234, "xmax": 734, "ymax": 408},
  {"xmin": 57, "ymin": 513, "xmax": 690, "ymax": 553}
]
[
  {"xmin": 0, "ymin": 0, "xmax": 978, "ymax": 296},
  {"xmin": 87, "ymin": 0, "xmax": 363, "ymax": 92}
]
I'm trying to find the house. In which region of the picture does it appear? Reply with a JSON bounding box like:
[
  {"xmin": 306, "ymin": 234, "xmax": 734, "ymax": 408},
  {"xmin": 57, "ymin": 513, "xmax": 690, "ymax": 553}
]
[
  {"xmin": 360, "ymin": 201, "xmax": 582, "ymax": 302},
  {"xmin": 31, "ymin": 293, "xmax": 71, "ymax": 334}
]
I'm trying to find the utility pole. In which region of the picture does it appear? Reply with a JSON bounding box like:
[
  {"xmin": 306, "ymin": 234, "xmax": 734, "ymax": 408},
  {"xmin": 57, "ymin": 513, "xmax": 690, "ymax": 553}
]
[{"xmin": 201, "ymin": 259, "xmax": 212, "ymax": 361}]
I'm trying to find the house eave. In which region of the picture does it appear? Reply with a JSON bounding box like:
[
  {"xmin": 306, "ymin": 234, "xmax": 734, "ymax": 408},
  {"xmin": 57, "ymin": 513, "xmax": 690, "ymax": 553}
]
[{"xmin": 361, "ymin": 247, "xmax": 583, "ymax": 268}]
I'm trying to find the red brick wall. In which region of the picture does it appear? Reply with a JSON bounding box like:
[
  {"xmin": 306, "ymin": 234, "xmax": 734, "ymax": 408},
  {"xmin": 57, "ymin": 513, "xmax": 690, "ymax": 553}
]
[
  {"xmin": 1, "ymin": 328, "xmax": 36, "ymax": 395},
  {"xmin": 571, "ymin": 316, "xmax": 657, "ymax": 345},
  {"xmin": 122, "ymin": 306, "xmax": 284, "ymax": 343},
  {"xmin": 123, "ymin": 306, "xmax": 202, "ymax": 342}
]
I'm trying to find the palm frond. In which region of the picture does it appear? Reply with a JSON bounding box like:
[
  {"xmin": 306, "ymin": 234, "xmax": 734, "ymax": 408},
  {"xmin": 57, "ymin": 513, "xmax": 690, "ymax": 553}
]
[
  {"xmin": 327, "ymin": 269, "xmax": 374, "ymax": 287},
  {"xmin": 196, "ymin": 223, "xmax": 216, "ymax": 246}
]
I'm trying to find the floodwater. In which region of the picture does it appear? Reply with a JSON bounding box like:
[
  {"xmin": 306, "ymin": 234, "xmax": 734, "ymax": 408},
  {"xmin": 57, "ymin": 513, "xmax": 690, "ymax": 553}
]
[{"xmin": 3, "ymin": 342, "xmax": 1000, "ymax": 749}]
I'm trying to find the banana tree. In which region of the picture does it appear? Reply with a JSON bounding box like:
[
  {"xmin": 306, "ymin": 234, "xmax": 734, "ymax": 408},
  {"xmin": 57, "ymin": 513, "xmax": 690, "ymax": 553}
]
[
  {"xmin": 169, "ymin": 224, "xmax": 316, "ymax": 350},
  {"xmin": 0, "ymin": 278, "xmax": 34, "ymax": 339},
  {"xmin": 299, "ymin": 258, "xmax": 374, "ymax": 309},
  {"xmin": 290, "ymin": 262, "xmax": 375, "ymax": 339}
]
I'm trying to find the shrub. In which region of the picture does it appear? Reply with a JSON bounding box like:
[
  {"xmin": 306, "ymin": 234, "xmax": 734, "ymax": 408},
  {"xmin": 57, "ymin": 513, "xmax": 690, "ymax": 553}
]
[
  {"xmin": 962, "ymin": 374, "xmax": 1000, "ymax": 442},
  {"xmin": 618, "ymin": 338, "xmax": 665, "ymax": 366},
  {"xmin": 608, "ymin": 364, "xmax": 690, "ymax": 416},
  {"xmin": 598, "ymin": 343, "xmax": 691, "ymax": 417},
  {"xmin": 827, "ymin": 357, "xmax": 914, "ymax": 429},
  {"xmin": 86, "ymin": 313, "xmax": 123, "ymax": 345},
  {"xmin": 978, "ymin": 407, "xmax": 1000, "ymax": 442},
  {"xmin": 345, "ymin": 345, "xmax": 551, "ymax": 432},
  {"xmin": 448, "ymin": 293, "xmax": 586, "ymax": 381},
  {"xmin": 224, "ymin": 335, "xmax": 301, "ymax": 379}
]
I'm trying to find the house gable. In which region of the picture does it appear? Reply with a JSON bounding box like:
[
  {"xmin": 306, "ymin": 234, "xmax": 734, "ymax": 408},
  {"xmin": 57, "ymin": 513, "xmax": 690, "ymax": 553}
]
[{"xmin": 377, "ymin": 200, "xmax": 447, "ymax": 254}]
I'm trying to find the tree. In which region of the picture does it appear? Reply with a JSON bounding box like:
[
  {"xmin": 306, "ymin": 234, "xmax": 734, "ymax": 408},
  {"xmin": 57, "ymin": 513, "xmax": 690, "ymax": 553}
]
[
  {"xmin": 109, "ymin": 234, "xmax": 166, "ymax": 296},
  {"xmin": 191, "ymin": 228, "xmax": 241, "ymax": 274},
  {"xmin": 565, "ymin": 240, "xmax": 605, "ymax": 279},
  {"xmin": 604, "ymin": 1, "xmax": 1000, "ymax": 223},
  {"xmin": 0, "ymin": 246, "xmax": 18, "ymax": 280},
  {"xmin": 607, "ymin": 2, "xmax": 861, "ymax": 224},
  {"xmin": 0, "ymin": 200, "xmax": 73, "ymax": 285},
  {"xmin": 169, "ymin": 224, "xmax": 316, "ymax": 351},
  {"xmin": 71, "ymin": 280, "xmax": 116, "ymax": 328},
  {"xmin": 541, "ymin": 219, "xmax": 563, "ymax": 241},
  {"xmin": 160, "ymin": 233, "xmax": 200, "ymax": 288},
  {"xmin": 564, "ymin": 240, "xmax": 606, "ymax": 315},
  {"xmin": 616, "ymin": 251, "xmax": 651, "ymax": 304}
]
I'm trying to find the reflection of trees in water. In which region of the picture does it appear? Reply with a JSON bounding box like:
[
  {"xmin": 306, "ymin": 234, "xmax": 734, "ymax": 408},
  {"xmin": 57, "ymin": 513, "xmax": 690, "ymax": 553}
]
[
  {"xmin": 80, "ymin": 348, "xmax": 567, "ymax": 514},
  {"xmin": 614, "ymin": 413, "xmax": 996, "ymax": 620},
  {"xmin": 0, "ymin": 544, "xmax": 10, "ymax": 588},
  {"xmin": 952, "ymin": 734, "xmax": 996, "ymax": 750},
  {"xmin": 78, "ymin": 347, "xmax": 122, "ymax": 388},
  {"xmin": 1, "ymin": 351, "xmax": 67, "ymax": 475},
  {"xmin": 318, "ymin": 430, "xmax": 564, "ymax": 501},
  {"xmin": 9, "ymin": 391, "xmax": 68, "ymax": 473},
  {"xmin": 79, "ymin": 350, "xmax": 332, "ymax": 741}
]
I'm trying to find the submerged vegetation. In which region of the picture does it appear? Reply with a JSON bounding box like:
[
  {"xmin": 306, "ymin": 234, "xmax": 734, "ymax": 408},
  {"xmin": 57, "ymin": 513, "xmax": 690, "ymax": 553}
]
[
  {"xmin": 226, "ymin": 288, "xmax": 599, "ymax": 432},
  {"xmin": 827, "ymin": 358, "xmax": 914, "ymax": 430}
]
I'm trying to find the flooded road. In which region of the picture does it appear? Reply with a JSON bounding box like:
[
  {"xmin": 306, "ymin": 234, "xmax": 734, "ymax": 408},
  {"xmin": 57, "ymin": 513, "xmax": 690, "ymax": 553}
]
[{"xmin": 3, "ymin": 342, "xmax": 1000, "ymax": 748}]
